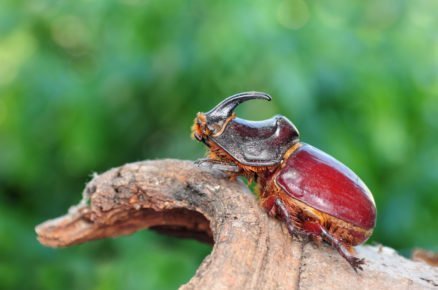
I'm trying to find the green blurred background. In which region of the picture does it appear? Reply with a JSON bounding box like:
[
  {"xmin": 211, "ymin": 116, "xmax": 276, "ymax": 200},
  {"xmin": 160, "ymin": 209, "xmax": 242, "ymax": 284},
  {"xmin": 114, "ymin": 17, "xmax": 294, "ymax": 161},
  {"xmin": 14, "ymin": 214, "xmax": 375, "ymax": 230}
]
[{"xmin": 0, "ymin": 0, "xmax": 437, "ymax": 289}]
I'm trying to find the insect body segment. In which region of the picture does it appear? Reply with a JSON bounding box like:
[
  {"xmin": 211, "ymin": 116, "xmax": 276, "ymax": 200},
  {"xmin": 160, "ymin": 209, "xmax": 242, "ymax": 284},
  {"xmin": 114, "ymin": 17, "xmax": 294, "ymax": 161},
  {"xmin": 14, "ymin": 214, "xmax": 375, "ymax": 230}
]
[{"xmin": 192, "ymin": 92, "xmax": 377, "ymax": 272}]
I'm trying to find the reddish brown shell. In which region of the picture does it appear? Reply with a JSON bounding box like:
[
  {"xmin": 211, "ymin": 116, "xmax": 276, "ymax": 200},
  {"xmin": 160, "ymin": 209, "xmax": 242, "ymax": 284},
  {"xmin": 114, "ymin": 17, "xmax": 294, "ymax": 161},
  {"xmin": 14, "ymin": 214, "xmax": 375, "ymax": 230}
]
[{"xmin": 276, "ymin": 143, "xmax": 376, "ymax": 230}]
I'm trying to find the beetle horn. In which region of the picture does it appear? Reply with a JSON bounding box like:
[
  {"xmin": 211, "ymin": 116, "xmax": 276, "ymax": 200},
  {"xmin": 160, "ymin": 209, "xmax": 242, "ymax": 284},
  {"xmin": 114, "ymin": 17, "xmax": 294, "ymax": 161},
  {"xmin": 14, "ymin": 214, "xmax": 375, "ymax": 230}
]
[{"xmin": 205, "ymin": 92, "xmax": 272, "ymax": 128}]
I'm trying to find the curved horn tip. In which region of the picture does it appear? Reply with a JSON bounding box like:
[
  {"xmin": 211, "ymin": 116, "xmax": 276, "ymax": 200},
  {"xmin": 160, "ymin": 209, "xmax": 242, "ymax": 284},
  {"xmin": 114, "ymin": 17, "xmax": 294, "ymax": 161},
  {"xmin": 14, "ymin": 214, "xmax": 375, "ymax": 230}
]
[
  {"xmin": 233, "ymin": 91, "xmax": 272, "ymax": 101},
  {"xmin": 204, "ymin": 91, "xmax": 273, "ymax": 128}
]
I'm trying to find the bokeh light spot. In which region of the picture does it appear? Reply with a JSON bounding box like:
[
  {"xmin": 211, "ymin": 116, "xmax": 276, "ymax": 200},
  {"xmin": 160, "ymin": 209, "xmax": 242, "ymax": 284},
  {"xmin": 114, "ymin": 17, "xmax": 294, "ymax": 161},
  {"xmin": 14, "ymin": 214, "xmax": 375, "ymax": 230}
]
[
  {"xmin": 0, "ymin": 31, "xmax": 36, "ymax": 86},
  {"xmin": 51, "ymin": 16, "xmax": 91, "ymax": 54},
  {"xmin": 277, "ymin": 0, "xmax": 310, "ymax": 30}
]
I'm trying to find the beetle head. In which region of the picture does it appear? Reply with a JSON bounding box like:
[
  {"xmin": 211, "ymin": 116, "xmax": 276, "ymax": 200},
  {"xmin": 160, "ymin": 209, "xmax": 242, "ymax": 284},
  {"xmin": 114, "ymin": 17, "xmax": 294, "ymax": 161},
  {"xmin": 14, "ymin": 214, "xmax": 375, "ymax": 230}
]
[{"xmin": 192, "ymin": 92, "xmax": 272, "ymax": 145}]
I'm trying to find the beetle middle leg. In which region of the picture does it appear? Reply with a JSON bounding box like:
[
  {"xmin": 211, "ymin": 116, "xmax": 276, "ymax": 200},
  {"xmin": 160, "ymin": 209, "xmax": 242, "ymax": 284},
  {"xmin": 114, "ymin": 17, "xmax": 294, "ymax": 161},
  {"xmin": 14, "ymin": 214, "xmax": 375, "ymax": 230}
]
[
  {"xmin": 274, "ymin": 198, "xmax": 312, "ymax": 242},
  {"xmin": 318, "ymin": 226, "xmax": 365, "ymax": 272}
]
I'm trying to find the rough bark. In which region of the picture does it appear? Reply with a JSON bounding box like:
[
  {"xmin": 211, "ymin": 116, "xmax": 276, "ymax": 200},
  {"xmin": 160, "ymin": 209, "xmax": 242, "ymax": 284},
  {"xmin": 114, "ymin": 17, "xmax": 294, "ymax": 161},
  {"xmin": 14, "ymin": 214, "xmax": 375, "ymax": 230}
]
[{"xmin": 35, "ymin": 159, "xmax": 438, "ymax": 290}]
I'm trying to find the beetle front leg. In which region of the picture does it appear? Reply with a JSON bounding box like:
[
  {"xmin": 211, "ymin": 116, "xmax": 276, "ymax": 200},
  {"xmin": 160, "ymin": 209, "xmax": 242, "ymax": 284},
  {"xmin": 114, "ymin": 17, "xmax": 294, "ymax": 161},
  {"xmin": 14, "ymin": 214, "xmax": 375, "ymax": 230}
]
[
  {"xmin": 319, "ymin": 226, "xmax": 365, "ymax": 272},
  {"xmin": 195, "ymin": 158, "xmax": 241, "ymax": 173}
]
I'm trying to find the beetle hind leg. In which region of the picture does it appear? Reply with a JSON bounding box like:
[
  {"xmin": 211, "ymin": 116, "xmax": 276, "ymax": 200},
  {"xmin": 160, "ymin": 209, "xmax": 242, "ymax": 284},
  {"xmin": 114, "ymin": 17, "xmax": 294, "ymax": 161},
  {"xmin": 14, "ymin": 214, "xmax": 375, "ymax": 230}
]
[{"xmin": 319, "ymin": 226, "xmax": 365, "ymax": 272}]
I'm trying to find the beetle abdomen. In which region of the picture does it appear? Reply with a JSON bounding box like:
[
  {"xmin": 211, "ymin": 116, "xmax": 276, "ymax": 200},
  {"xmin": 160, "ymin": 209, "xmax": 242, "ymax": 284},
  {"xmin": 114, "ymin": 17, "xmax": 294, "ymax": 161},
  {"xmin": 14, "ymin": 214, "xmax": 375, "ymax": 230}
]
[{"xmin": 276, "ymin": 144, "xmax": 376, "ymax": 230}]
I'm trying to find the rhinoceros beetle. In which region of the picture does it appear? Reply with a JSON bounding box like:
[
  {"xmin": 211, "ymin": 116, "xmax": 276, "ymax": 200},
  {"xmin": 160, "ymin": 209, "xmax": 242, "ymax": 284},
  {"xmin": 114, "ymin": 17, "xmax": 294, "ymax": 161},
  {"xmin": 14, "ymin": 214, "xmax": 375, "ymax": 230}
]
[{"xmin": 192, "ymin": 92, "xmax": 376, "ymax": 272}]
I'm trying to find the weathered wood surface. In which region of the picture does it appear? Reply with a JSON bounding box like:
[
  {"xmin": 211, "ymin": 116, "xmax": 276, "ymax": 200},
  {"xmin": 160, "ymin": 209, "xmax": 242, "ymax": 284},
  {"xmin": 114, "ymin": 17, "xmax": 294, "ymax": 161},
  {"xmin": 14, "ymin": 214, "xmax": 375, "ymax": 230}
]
[{"xmin": 35, "ymin": 160, "xmax": 438, "ymax": 290}]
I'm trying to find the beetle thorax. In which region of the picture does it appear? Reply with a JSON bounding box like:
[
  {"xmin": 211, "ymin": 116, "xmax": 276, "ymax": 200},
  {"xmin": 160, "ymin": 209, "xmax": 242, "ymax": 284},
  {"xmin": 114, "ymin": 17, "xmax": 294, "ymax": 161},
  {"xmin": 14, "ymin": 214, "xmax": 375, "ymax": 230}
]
[{"xmin": 207, "ymin": 140, "xmax": 279, "ymax": 183}]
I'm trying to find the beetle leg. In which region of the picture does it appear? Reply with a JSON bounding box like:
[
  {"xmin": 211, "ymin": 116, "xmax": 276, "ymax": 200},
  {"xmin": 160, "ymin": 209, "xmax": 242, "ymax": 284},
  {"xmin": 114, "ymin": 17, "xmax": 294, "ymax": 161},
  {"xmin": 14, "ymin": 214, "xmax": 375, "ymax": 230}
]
[
  {"xmin": 195, "ymin": 158, "xmax": 241, "ymax": 173},
  {"xmin": 274, "ymin": 198, "xmax": 311, "ymax": 242},
  {"xmin": 319, "ymin": 226, "xmax": 365, "ymax": 272}
]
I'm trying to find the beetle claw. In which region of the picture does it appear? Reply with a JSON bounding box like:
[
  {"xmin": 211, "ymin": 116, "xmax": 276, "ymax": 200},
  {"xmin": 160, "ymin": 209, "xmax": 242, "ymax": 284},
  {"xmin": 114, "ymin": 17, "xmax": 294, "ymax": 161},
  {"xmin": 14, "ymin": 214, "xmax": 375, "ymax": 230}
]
[
  {"xmin": 349, "ymin": 257, "xmax": 366, "ymax": 272},
  {"xmin": 292, "ymin": 231, "xmax": 310, "ymax": 242},
  {"xmin": 194, "ymin": 158, "xmax": 210, "ymax": 166}
]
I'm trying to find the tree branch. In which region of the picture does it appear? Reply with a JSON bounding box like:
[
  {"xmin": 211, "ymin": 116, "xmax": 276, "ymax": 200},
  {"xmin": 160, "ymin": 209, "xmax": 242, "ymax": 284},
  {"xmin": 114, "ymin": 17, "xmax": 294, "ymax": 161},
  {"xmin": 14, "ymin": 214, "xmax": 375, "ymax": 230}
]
[{"xmin": 35, "ymin": 160, "xmax": 438, "ymax": 289}]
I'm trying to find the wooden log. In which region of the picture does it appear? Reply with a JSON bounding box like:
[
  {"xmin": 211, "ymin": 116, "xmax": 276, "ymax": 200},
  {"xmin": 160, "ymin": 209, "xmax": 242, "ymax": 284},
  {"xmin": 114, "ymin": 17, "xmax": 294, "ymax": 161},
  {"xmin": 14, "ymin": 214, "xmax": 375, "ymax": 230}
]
[{"xmin": 35, "ymin": 160, "xmax": 438, "ymax": 289}]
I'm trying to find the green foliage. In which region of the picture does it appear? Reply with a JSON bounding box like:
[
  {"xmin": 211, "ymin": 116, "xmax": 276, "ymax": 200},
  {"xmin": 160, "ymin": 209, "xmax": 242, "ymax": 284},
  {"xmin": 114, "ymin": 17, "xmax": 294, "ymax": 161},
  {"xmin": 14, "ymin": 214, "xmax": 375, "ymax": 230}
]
[{"xmin": 0, "ymin": 0, "xmax": 436, "ymax": 289}]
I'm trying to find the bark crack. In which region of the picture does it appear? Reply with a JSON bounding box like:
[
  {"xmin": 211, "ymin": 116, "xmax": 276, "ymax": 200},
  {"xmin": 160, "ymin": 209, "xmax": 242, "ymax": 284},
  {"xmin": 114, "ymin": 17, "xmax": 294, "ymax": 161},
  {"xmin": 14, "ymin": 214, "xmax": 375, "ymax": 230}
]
[{"xmin": 296, "ymin": 241, "xmax": 306, "ymax": 290}]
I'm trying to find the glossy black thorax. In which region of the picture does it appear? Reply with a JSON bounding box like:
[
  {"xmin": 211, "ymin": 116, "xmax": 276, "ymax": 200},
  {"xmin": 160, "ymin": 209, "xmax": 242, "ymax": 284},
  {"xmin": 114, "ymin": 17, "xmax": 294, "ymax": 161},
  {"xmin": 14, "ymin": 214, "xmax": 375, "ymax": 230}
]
[{"xmin": 209, "ymin": 115, "xmax": 299, "ymax": 166}]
